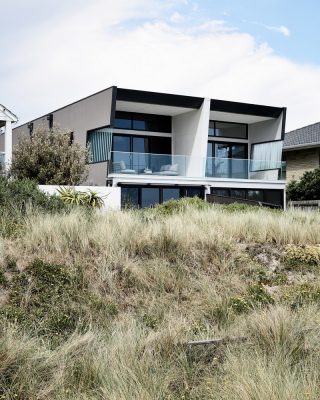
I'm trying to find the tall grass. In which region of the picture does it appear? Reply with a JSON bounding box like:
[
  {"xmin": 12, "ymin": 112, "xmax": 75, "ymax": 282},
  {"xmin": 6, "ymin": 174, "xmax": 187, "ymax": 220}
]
[
  {"xmin": 1, "ymin": 204, "xmax": 320, "ymax": 398},
  {"xmin": 11, "ymin": 207, "xmax": 320, "ymax": 266}
]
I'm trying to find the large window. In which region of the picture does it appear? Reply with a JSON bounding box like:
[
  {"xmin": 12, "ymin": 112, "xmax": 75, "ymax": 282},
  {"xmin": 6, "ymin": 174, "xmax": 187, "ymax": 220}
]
[
  {"xmin": 209, "ymin": 121, "xmax": 247, "ymax": 139},
  {"xmin": 121, "ymin": 186, "xmax": 204, "ymax": 208},
  {"xmin": 207, "ymin": 141, "xmax": 248, "ymax": 178},
  {"xmin": 112, "ymin": 134, "xmax": 171, "ymax": 173},
  {"xmin": 113, "ymin": 134, "xmax": 171, "ymax": 154},
  {"xmin": 114, "ymin": 111, "xmax": 172, "ymax": 133},
  {"xmin": 210, "ymin": 188, "xmax": 283, "ymax": 207}
]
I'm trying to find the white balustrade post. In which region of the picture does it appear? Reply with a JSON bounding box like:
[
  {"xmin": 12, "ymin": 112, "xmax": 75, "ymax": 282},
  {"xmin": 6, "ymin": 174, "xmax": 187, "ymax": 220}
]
[
  {"xmin": 4, "ymin": 121, "xmax": 12, "ymax": 170},
  {"xmin": 4, "ymin": 119, "xmax": 13, "ymax": 170}
]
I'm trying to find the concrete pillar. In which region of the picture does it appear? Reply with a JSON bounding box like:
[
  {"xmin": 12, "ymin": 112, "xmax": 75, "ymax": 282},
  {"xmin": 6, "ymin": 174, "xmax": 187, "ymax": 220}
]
[
  {"xmin": 172, "ymin": 98, "xmax": 210, "ymax": 178},
  {"xmin": 4, "ymin": 119, "xmax": 12, "ymax": 169}
]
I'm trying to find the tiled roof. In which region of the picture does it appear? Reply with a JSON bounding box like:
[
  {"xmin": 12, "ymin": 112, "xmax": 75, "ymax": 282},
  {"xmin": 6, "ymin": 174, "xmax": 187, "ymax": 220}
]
[{"xmin": 284, "ymin": 122, "xmax": 320, "ymax": 149}]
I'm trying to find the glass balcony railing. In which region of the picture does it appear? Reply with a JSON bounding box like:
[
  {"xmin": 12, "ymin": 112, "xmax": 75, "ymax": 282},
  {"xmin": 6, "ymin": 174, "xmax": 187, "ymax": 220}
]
[
  {"xmin": 205, "ymin": 157, "xmax": 286, "ymax": 181},
  {"xmin": 110, "ymin": 151, "xmax": 189, "ymax": 177},
  {"xmin": 109, "ymin": 151, "xmax": 286, "ymax": 181}
]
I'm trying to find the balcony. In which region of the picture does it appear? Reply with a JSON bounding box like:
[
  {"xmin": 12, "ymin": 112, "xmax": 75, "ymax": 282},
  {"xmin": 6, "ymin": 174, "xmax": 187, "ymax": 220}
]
[
  {"xmin": 206, "ymin": 157, "xmax": 286, "ymax": 181},
  {"xmin": 110, "ymin": 151, "xmax": 190, "ymax": 177},
  {"xmin": 109, "ymin": 151, "xmax": 286, "ymax": 181}
]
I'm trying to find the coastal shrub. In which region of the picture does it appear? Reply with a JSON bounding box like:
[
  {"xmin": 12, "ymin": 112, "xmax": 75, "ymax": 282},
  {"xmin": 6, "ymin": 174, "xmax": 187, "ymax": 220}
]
[
  {"xmin": 0, "ymin": 259, "xmax": 118, "ymax": 344},
  {"xmin": 283, "ymin": 283, "xmax": 320, "ymax": 309},
  {"xmin": 229, "ymin": 283, "xmax": 274, "ymax": 314},
  {"xmin": 0, "ymin": 178, "xmax": 68, "ymax": 237},
  {"xmin": 283, "ymin": 244, "xmax": 320, "ymax": 269},
  {"xmin": 10, "ymin": 125, "xmax": 89, "ymax": 185},
  {"xmin": 148, "ymin": 196, "xmax": 209, "ymax": 216},
  {"xmin": 286, "ymin": 167, "xmax": 320, "ymax": 200},
  {"xmin": 58, "ymin": 187, "xmax": 105, "ymax": 209}
]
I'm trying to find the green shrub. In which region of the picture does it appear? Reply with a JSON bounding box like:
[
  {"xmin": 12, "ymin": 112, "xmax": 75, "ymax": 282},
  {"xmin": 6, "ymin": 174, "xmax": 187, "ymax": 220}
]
[
  {"xmin": 283, "ymin": 244, "xmax": 320, "ymax": 269},
  {"xmin": 0, "ymin": 269, "xmax": 7, "ymax": 286},
  {"xmin": 0, "ymin": 259, "xmax": 118, "ymax": 344},
  {"xmin": 147, "ymin": 196, "xmax": 209, "ymax": 216},
  {"xmin": 58, "ymin": 187, "xmax": 105, "ymax": 209},
  {"xmin": 10, "ymin": 125, "xmax": 89, "ymax": 185},
  {"xmin": 287, "ymin": 167, "xmax": 320, "ymax": 200},
  {"xmin": 0, "ymin": 177, "xmax": 66, "ymax": 212},
  {"xmin": 249, "ymin": 267, "xmax": 288, "ymax": 286},
  {"xmin": 0, "ymin": 178, "xmax": 69, "ymax": 237},
  {"xmin": 221, "ymin": 203, "xmax": 262, "ymax": 213},
  {"xmin": 229, "ymin": 283, "xmax": 274, "ymax": 314},
  {"xmin": 283, "ymin": 283, "xmax": 320, "ymax": 309}
]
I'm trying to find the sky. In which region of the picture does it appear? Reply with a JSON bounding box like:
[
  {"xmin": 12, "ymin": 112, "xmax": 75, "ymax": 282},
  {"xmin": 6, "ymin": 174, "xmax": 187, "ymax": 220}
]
[{"xmin": 1, "ymin": 0, "xmax": 320, "ymax": 131}]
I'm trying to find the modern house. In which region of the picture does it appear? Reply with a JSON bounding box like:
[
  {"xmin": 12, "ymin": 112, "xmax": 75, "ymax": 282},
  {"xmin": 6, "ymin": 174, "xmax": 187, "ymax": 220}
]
[
  {"xmin": 0, "ymin": 87, "xmax": 287, "ymax": 208},
  {"xmin": 0, "ymin": 104, "xmax": 18, "ymax": 171},
  {"xmin": 283, "ymin": 122, "xmax": 320, "ymax": 181}
]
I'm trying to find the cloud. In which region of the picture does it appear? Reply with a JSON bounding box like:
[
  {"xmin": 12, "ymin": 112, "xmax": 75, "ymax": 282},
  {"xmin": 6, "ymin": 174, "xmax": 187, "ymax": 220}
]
[
  {"xmin": 169, "ymin": 11, "xmax": 186, "ymax": 23},
  {"xmin": 1, "ymin": 0, "xmax": 320, "ymax": 132},
  {"xmin": 266, "ymin": 25, "xmax": 291, "ymax": 37}
]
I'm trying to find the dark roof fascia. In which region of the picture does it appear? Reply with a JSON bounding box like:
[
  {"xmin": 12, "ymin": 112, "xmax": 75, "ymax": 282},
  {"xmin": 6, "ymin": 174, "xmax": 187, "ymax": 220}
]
[
  {"xmin": 116, "ymin": 88, "xmax": 204, "ymax": 109},
  {"xmin": 210, "ymin": 99, "xmax": 285, "ymax": 119},
  {"xmin": 14, "ymin": 85, "xmax": 117, "ymax": 130}
]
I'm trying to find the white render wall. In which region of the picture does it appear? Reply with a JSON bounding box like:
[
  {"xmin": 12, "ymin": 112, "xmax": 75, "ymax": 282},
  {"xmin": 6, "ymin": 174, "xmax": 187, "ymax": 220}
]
[
  {"xmin": 248, "ymin": 112, "xmax": 283, "ymax": 145},
  {"xmin": 39, "ymin": 185, "xmax": 121, "ymax": 210},
  {"xmin": 172, "ymin": 98, "xmax": 210, "ymax": 177}
]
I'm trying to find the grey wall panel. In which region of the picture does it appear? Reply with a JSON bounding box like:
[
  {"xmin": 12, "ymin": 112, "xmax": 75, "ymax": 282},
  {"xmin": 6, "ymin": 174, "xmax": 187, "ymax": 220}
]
[
  {"xmin": 86, "ymin": 161, "xmax": 108, "ymax": 186},
  {"xmin": 0, "ymin": 134, "xmax": 4, "ymax": 151},
  {"xmin": 7, "ymin": 87, "xmax": 114, "ymax": 185}
]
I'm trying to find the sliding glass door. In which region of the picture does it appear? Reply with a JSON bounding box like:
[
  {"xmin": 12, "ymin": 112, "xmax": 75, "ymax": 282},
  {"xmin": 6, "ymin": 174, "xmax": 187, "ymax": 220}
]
[
  {"xmin": 112, "ymin": 134, "xmax": 171, "ymax": 173},
  {"xmin": 207, "ymin": 142, "xmax": 248, "ymax": 178}
]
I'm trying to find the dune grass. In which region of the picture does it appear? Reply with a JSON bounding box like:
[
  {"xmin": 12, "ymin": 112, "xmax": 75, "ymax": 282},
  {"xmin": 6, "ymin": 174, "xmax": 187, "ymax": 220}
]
[{"xmin": 1, "ymin": 203, "xmax": 320, "ymax": 399}]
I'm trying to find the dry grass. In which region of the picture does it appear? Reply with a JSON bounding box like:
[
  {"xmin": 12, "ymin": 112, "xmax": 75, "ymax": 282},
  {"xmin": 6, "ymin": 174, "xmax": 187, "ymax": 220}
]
[{"xmin": 1, "ymin": 205, "xmax": 320, "ymax": 399}]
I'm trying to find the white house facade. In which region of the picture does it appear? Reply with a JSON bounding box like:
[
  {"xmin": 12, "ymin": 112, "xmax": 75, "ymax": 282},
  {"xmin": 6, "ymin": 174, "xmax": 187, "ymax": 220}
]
[
  {"xmin": 0, "ymin": 104, "xmax": 18, "ymax": 171},
  {"xmin": 2, "ymin": 87, "xmax": 286, "ymax": 208}
]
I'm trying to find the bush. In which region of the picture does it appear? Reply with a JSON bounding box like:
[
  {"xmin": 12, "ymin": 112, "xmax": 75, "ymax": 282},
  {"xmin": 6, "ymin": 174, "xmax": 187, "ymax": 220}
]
[
  {"xmin": 10, "ymin": 125, "xmax": 89, "ymax": 185},
  {"xmin": 0, "ymin": 178, "xmax": 68, "ymax": 237},
  {"xmin": 283, "ymin": 283, "xmax": 320, "ymax": 309},
  {"xmin": 147, "ymin": 196, "xmax": 209, "ymax": 216},
  {"xmin": 287, "ymin": 167, "xmax": 320, "ymax": 200},
  {"xmin": 58, "ymin": 187, "xmax": 105, "ymax": 209},
  {"xmin": 0, "ymin": 259, "xmax": 118, "ymax": 344},
  {"xmin": 229, "ymin": 283, "xmax": 274, "ymax": 314},
  {"xmin": 283, "ymin": 244, "xmax": 320, "ymax": 269}
]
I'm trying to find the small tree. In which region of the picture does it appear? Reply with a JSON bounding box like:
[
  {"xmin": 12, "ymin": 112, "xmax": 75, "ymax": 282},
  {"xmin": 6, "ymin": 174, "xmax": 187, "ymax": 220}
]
[
  {"xmin": 10, "ymin": 125, "xmax": 89, "ymax": 185},
  {"xmin": 287, "ymin": 167, "xmax": 320, "ymax": 200}
]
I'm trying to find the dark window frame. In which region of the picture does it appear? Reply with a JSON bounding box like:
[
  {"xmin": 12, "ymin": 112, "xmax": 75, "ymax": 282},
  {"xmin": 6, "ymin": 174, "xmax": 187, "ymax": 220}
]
[
  {"xmin": 208, "ymin": 120, "xmax": 248, "ymax": 139},
  {"xmin": 120, "ymin": 185, "xmax": 205, "ymax": 208},
  {"xmin": 114, "ymin": 111, "xmax": 172, "ymax": 133},
  {"xmin": 206, "ymin": 141, "xmax": 249, "ymax": 179},
  {"xmin": 208, "ymin": 141, "xmax": 249, "ymax": 159},
  {"xmin": 210, "ymin": 187, "xmax": 284, "ymax": 207},
  {"xmin": 112, "ymin": 133, "xmax": 172, "ymax": 155}
]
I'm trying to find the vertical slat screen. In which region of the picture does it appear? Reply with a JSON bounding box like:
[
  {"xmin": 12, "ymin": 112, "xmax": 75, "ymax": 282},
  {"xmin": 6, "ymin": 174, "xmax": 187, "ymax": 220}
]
[
  {"xmin": 88, "ymin": 127, "xmax": 113, "ymax": 163},
  {"xmin": 251, "ymin": 140, "xmax": 283, "ymax": 171}
]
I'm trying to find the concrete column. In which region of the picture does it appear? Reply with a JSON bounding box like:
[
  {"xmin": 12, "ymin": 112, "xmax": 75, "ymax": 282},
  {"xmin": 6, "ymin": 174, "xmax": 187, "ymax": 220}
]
[
  {"xmin": 4, "ymin": 119, "xmax": 12, "ymax": 169},
  {"xmin": 172, "ymin": 98, "xmax": 210, "ymax": 178}
]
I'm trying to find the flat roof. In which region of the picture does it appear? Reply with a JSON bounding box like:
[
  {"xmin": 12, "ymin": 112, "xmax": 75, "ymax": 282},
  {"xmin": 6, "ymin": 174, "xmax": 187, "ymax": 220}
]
[{"xmin": 14, "ymin": 86, "xmax": 285, "ymax": 130}]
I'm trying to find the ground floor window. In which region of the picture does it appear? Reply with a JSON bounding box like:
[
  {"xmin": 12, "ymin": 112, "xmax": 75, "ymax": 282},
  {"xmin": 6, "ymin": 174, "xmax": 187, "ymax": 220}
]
[
  {"xmin": 121, "ymin": 185, "xmax": 204, "ymax": 208},
  {"xmin": 210, "ymin": 187, "xmax": 283, "ymax": 207}
]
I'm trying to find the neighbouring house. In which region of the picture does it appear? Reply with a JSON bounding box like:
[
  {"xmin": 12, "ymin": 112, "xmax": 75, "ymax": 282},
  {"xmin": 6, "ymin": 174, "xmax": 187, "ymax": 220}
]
[
  {"xmin": 0, "ymin": 87, "xmax": 287, "ymax": 208},
  {"xmin": 0, "ymin": 104, "xmax": 18, "ymax": 171},
  {"xmin": 283, "ymin": 122, "xmax": 320, "ymax": 181}
]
